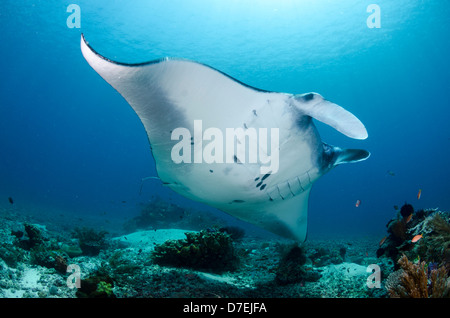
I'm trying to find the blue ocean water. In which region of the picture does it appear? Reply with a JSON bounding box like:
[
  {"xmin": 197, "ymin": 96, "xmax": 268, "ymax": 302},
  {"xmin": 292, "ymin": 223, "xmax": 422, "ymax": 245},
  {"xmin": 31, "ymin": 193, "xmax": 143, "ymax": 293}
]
[{"xmin": 0, "ymin": 0, "xmax": 449, "ymax": 239}]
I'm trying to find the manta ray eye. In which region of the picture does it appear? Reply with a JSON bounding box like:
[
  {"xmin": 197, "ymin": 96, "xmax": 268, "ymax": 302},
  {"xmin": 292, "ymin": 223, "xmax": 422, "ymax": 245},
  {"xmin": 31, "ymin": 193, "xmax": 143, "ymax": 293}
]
[{"xmin": 322, "ymin": 143, "xmax": 335, "ymax": 166}]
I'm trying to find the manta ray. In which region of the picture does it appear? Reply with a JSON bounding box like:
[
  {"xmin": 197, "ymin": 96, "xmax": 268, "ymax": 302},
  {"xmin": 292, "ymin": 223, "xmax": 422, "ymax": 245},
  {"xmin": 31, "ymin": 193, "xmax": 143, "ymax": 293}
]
[{"xmin": 81, "ymin": 34, "xmax": 370, "ymax": 241}]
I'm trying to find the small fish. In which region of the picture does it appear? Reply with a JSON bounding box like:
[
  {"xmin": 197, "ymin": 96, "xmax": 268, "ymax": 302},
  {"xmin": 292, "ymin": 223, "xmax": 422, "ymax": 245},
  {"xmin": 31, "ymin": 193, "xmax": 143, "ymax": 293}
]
[
  {"xmin": 417, "ymin": 189, "xmax": 422, "ymax": 200},
  {"xmin": 386, "ymin": 170, "xmax": 395, "ymax": 177},
  {"xmin": 393, "ymin": 205, "xmax": 399, "ymax": 211},
  {"xmin": 405, "ymin": 213, "xmax": 413, "ymax": 223},
  {"xmin": 379, "ymin": 236, "xmax": 387, "ymax": 247},
  {"xmin": 411, "ymin": 234, "xmax": 423, "ymax": 243},
  {"xmin": 8, "ymin": 197, "xmax": 14, "ymax": 204},
  {"xmin": 355, "ymin": 199, "xmax": 361, "ymax": 207}
]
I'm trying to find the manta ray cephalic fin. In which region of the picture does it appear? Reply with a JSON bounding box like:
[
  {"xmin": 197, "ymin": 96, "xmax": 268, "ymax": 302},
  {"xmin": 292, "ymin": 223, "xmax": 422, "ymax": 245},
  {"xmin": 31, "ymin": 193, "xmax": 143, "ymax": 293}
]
[{"xmin": 292, "ymin": 93, "xmax": 368, "ymax": 140}]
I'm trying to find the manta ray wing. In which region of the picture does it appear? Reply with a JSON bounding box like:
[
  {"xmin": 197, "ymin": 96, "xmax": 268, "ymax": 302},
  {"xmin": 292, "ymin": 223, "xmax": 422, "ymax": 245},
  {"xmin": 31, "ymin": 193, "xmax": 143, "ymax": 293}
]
[{"xmin": 81, "ymin": 34, "xmax": 279, "ymax": 180}]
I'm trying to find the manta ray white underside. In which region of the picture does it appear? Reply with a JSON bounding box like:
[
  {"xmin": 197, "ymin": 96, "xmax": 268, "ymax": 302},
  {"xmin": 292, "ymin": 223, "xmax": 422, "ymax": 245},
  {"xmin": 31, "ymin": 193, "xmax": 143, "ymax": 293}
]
[{"xmin": 81, "ymin": 34, "xmax": 370, "ymax": 241}]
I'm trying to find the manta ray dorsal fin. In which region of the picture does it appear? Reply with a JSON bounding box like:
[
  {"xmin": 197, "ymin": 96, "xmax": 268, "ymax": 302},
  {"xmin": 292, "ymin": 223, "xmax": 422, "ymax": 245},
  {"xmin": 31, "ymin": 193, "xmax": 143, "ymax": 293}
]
[{"xmin": 292, "ymin": 93, "xmax": 368, "ymax": 140}]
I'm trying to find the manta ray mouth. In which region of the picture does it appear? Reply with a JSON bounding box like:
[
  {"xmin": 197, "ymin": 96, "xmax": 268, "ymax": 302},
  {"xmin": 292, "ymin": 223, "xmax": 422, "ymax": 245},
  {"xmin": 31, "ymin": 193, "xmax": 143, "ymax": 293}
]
[{"xmin": 266, "ymin": 170, "xmax": 313, "ymax": 201}]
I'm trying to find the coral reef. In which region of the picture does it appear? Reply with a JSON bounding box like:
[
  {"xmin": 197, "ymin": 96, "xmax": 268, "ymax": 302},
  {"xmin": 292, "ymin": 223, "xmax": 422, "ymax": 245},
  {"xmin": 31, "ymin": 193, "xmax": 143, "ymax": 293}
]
[
  {"xmin": 2, "ymin": 203, "xmax": 445, "ymax": 299},
  {"xmin": 385, "ymin": 204, "xmax": 414, "ymax": 243},
  {"xmin": 123, "ymin": 196, "xmax": 224, "ymax": 233},
  {"xmin": 4, "ymin": 223, "xmax": 70, "ymax": 274},
  {"xmin": 60, "ymin": 244, "xmax": 83, "ymax": 258},
  {"xmin": 218, "ymin": 226, "xmax": 245, "ymax": 241},
  {"xmin": 309, "ymin": 263, "xmax": 370, "ymax": 297},
  {"xmin": 377, "ymin": 205, "xmax": 450, "ymax": 272},
  {"xmin": 378, "ymin": 205, "xmax": 450, "ymax": 298},
  {"xmin": 385, "ymin": 254, "xmax": 449, "ymax": 298},
  {"xmin": 275, "ymin": 245, "xmax": 309, "ymax": 285},
  {"xmin": 30, "ymin": 247, "xmax": 68, "ymax": 274},
  {"xmin": 400, "ymin": 203, "xmax": 414, "ymax": 219},
  {"xmin": 408, "ymin": 213, "xmax": 450, "ymax": 272},
  {"xmin": 108, "ymin": 250, "xmax": 141, "ymax": 276},
  {"xmin": 307, "ymin": 245, "xmax": 346, "ymax": 266},
  {"xmin": 72, "ymin": 227, "xmax": 108, "ymax": 256},
  {"xmin": 123, "ymin": 196, "xmax": 187, "ymax": 232},
  {"xmin": 387, "ymin": 218, "xmax": 407, "ymax": 241},
  {"xmin": 0, "ymin": 242, "xmax": 26, "ymax": 267},
  {"xmin": 151, "ymin": 230, "xmax": 238, "ymax": 272},
  {"xmin": 386, "ymin": 203, "xmax": 414, "ymax": 244},
  {"xmin": 76, "ymin": 272, "xmax": 116, "ymax": 298},
  {"xmin": 23, "ymin": 224, "xmax": 45, "ymax": 249},
  {"xmin": 13, "ymin": 224, "xmax": 48, "ymax": 250}
]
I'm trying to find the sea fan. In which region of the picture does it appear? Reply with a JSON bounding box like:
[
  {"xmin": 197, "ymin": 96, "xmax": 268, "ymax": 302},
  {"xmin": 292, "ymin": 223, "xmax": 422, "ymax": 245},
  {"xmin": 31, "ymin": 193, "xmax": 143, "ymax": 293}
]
[{"xmin": 385, "ymin": 254, "xmax": 449, "ymax": 298}]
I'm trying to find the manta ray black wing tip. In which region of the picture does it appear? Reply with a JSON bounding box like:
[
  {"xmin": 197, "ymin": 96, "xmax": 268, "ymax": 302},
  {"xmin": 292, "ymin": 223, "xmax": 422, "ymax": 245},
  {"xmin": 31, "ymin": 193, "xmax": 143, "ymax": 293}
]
[
  {"xmin": 81, "ymin": 33, "xmax": 168, "ymax": 67},
  {"xmin": 80, "ymin": 34, "xmax": 272, "ymax": 93}
]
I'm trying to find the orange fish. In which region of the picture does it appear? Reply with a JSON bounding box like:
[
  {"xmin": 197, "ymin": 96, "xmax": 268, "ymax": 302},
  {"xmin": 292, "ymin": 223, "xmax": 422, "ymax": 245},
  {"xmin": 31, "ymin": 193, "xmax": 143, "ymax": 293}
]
[
  {"xmin": 355, "ymin": 199, "xmax": 361, "ymax": 207},
  {"xmin": 411, "ymin": 234, "xmax": 423, "ymax": 243},
  {"xmin": 379, "ymin": 236, "xmax": 387, "ymax": 246},
  {"xmin": 405, "ymin": 214, "xmax": 413, "ymax": 223},
  {"xmin": 417, "ymin": 189, "xmax": 422, "ymax": 200}
]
